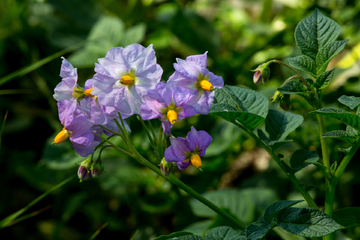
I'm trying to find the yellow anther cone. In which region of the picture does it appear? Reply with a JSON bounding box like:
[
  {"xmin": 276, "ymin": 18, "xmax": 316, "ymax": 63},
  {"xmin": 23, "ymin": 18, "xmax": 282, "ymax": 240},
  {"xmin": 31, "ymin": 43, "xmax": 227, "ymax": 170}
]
[
  {"xmin": 200, "ymin": 80, "xmax": 214, "ymax": 91},
  {"xmin": 167, "ymin": 110, "xmax": 178, "ymax": 124},
  {"xmin": 120, "ymin": 75, "xmax": 134, "ymax": 85},
  {"xmin": 190, "ymin": 154, "xmax": 202, "ymax": 169},
  {"xmin": 84, "ymin": 88, "xmax": 95, "ymax": 97},
  {"xmin": 54, "ymin": 127, "xmax": 71, "ymax": 145}
]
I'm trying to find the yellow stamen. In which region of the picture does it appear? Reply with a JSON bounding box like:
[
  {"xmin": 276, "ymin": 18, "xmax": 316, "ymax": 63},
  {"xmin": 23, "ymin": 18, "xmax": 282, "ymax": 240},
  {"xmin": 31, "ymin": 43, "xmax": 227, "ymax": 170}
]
[
  {"xmin": 84, "ymin": 88, "xmax": 95, "ymax": 97},
  {"xmin": 54, "ymin": 127, "xmax": 71, "ymax": 145},
  {"xmin": 190, "ymin": 154, "xmax": 202, "ymax": 169},
  {"xmin": 167, "ymin": 110, "xmax": 178, "ymax": 124},
  {"xmin": 120, "ymin": 75, "xmax": 134, "ymax": 85},
  {"xmin": 199, "ymin": 80, "xmax": 214, "ymax": 91}
]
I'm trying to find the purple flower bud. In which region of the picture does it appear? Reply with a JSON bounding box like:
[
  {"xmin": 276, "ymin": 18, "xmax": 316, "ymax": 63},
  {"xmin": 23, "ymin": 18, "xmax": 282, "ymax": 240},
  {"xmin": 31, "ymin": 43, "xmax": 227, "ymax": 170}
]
[
  {"xmin": 252, "ymin": 62, "xmax": 270, "ymax": 85},
  {"xmin": 91, "ymin": 167, "xmax": 102, "ymax": 178},
  {"xmin": 160, "ymin": 158, "xmax": 173, "ymax": 176},
  {"xmin": 78, "ymin": 166, "xmax": 91, "ymax": 181},
  {"xmin": 253, "ymin": 70, "xmax": 263, "ymax": 85}
]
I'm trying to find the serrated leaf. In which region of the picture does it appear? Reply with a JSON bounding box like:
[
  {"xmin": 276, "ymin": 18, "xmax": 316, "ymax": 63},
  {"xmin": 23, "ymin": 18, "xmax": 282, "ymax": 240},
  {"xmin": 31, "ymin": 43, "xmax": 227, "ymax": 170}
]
[
  {"xmin": 245, "ymin": 221, "xmax": 272, "ymax": 240},
  {"xmin": 333, "ymin": 207, "xmax": 360, "ymax": 229},
  {"xmin": 288, "ymin": 56, "xmax": 316, "ymax": 77},
  {"xmin": 265, "ymin": 109, "xmax": 304, "ymax": 141},
  {"xmin": 315, "ymin": 68, "xmax": 335, "ymax": 90},
  {"xmin": 154, "ymin": 232, "xmax": 194, "ymax": 240},
  {"xmin": 346, "ymin": 125, "xmax": 359, "ymax": 136},
  {"xmin": 205, "ymin": 226, "xmax": 246, "ymax": 240},
  {"xmin": 295, "ymin": 9, "xmax": 341, "ymax": 60},
  {"xmin": 210, "ymin": 86, "xmax": 269, "ymax": 131},
  {"xmin": 321, "ymin": 130, "xmax": 356, "ymax": 144},
  {"xmin": 263, "ymin": 200, "xmax": 303, "ymax": 223},
  {"xmin": 290, "ymin": 150, "xmax": 319, "ymax": 172},
  {"xmin": 316, "ymin": 40, "xmax": 348, "ymax": 74},
  {"xmin": 277, "ymin": 79, "xmax": 308, "ymax": 96},
  {"xmin": 338, "ymin": 95, "xmax": 360, "ymax": 110},
  {"xmin": 277, "ymin": 208, "xmax": 343, "ymax": 237},
  {"xmin": 310, "ymin": 107, "xmax": 360, "ymax": 130}
]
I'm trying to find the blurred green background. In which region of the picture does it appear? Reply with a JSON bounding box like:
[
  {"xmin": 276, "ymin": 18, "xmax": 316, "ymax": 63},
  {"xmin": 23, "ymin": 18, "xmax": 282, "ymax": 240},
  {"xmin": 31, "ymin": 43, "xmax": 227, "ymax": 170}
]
[{"xmin": 1, "ymin": 0, "xmax": 360, "ymax": 239}]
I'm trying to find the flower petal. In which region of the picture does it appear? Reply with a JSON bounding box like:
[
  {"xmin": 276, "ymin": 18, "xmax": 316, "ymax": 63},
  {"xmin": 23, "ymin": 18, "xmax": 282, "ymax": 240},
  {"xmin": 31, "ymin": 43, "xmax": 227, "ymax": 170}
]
[
  {"xmin": 186, "ymin": 126, "xmax": 212, "ymax": 156},
  {"xmin": 164, "ymin": 137, "xmax": 190, "ymax": 162}
]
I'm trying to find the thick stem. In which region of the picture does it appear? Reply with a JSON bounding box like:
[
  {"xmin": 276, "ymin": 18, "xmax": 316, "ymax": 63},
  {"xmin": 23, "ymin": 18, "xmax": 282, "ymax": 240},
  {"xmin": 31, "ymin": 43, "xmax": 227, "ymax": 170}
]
[
  {"xmin": 316, "ymin": 115, "xmax": 331, "ymax": 171},
  {"xmin": 239, "ymin": 123, "xmax": 318, "ymax": 209}
]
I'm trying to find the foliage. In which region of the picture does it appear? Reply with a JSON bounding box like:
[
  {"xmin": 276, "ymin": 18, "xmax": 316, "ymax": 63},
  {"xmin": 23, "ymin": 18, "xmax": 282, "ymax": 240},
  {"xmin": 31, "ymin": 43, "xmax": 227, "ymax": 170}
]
[{"xmin": 2, "ymin": 1, "xmax": 360, "ymax": 240}]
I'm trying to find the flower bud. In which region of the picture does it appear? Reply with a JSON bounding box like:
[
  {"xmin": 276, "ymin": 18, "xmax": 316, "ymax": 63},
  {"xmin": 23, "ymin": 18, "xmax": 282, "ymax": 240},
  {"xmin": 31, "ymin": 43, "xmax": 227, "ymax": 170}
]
[
  {"xmin": 78, "ymin": 166, "xmax": 91, "ymax": 182},
  {"xmin": 91, "ymin": 167, "xmax": 102, "ymax": 178},
  {"xmin": 160, "ymin": 158, "xmax": 173, "ymax": 177},
  {"xmin": 252, "ymin": 62, "xmax": 271, "ymax": 85}
]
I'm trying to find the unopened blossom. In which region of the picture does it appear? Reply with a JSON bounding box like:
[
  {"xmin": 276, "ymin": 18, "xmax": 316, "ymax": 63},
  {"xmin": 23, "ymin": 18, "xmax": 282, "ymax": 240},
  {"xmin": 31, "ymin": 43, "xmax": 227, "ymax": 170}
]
[
  {"xmin": 77, "ymin": 158, "xmax": 92, "ymax": 181},
  {"xmin": 164, "ymin": 127, "xmax": 212, "ymax": 170},
  {"xmin": 140, "ymin": 82, "xmax": 197, "ymax": 135},
  {"xmin": 168, "ymin": 52, "xmax": 224, "ymax": 115},
  {"xmin": 91, "ymin": 44, "xmax": 163, "ymax": 116},
  {"xmin": 53, "ymin": 57, "xmax": 85, "ymax": 102},
  {"xmin": 252, "ymin": 62, "xmax": 270, "ymax": 85}
]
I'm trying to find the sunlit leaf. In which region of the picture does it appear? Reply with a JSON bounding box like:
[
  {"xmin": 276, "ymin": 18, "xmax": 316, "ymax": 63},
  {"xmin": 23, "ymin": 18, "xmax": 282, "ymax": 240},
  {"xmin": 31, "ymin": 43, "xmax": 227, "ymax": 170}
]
[
  {"xmin": 315, "ymin": 68, "xmax": 335, "ymax": 90},
  {"xmin": 288, "ymin": 56, "xmax": 316, "ymax": 77},
  {"xmin": 338, "ymin": 95, "xmax": 360, "ymax": 110},
  {"xmin": 316, "ymin": 40, "xmax": 348, "ymax": 74}
]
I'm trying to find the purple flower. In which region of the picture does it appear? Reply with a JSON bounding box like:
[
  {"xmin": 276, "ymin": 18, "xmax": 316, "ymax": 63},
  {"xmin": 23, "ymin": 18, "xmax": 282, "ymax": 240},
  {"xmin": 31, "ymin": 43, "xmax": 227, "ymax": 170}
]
[
  {"xmin": 164, "ymin": 127, "xmax": 212, "ymax": 170},
  {"xmin": 53, "ymin": 57, "xmax": 84, "ymax": 102},
  {"xmin": 140, "ymin": 82, "xmax": 197, "ymax": 135},
  {"xmin": 168, "ymin": 52, "xmax": 224, "ymax": 115},
  {"xmin": 91, "ymin": 44, "xmax": 163, "ymax": 116},
  {"xmin": 55, "ymin": 100, "xmax": 95, "ymax": 157}
]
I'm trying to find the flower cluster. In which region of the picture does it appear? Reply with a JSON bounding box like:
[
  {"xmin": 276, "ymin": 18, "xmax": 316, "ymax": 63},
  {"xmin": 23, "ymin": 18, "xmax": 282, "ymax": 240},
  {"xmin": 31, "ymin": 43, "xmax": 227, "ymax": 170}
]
[{"xmin": 53, "ymin": 43, "xmax": 223, "ymax": 174}]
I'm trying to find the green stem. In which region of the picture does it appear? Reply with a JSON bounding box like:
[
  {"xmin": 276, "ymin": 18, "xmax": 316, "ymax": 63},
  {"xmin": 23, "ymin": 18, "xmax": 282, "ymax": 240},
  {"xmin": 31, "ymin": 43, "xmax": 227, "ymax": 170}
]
[
  {"xmin": 137, "ymin": 115, "xmax": 156, "ymax": 148},
  {"xmin": 130, "ymin": 148, "xmax": 246, "ymax": 230},
  {"xmin": 147, "ymin": 120, "xmax": 157, "ymax": 142},
  {"xmin": 316, "ymin": 115, "xmax": 331, "ymax": 171},
  {"xmin": 94, "ymin": 133, "xmax": 133, "ymax": 157},
  {"xmin": 270, "ymin": 60, "xmax": 312, "ymax": 91},
  {"xmin": 238, "ymin": 122, "xmax": 319, "ymax": 209}
]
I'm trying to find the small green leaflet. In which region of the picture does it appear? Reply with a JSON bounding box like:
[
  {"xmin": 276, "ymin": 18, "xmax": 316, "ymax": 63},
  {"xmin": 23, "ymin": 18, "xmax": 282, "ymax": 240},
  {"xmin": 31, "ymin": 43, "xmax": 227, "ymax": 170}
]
[
  {"xmin": 338, "ymin": 95, "xmax": 360, "ymax": 110},
  {"xmin": 316, "ymin": 40, "xmax": 348, "ymax": 74},
  {"xmin": 290, "ymin": 150, "xmax": 319, "ymax": 172},
  {"xmin": 287, "ymin": 56, "xmax": 316, "ymax": 77},
  {"xmin": 277, "ymin": 79, "xmax": 308, "ymax": 96},
  {"xmin": 310, "ymin": 107, "xmax": 360, "ymax": 130},
  {"xmin": 315, "ymin": 68, "xmax": 335, "ymax": 90},
  {"xmin": 321, "ymin": 130, "xmax": 356, "ymax": 144},
  {"xmin": 245, "ymin": 221, "xmax": 272, "ymax": 240},
  {"xmin": 210, "ymin": 86, "xmax": 269, "ymax": 131},
  {"xmin": 263, "ymin": 200, "xmax": 303, "ymax": 223}
]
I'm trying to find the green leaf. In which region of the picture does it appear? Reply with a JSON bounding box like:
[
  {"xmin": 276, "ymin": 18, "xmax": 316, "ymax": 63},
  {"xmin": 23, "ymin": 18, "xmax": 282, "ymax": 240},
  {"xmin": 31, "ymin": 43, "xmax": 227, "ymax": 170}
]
[
  {"xmin": 245, "ymin": 221, "xmax": 272, "ymax": 240},
  {"xmin": 264, "ymin": 200, "xmax": 303, "ymax": 223},
  {"xmin": 257, "ymin": 129, "xmax": 292, "ymax": 150},
  {"xmin": 321, "ymin": 130, "xmax": 356, "ymax": 144},
  {"xmin": 333, "ymin": 207, "xmax": 360, "ymax": 229},
  {"xmin": 316, "ymin": 40, "xmax": 348, "ymax": 74},
  {"xmin": 210, "ymin": 86, "xmax": 269, "ymax": 131},
  {"xmin": 205, "ymin": 226, "xmax": 246, "ymax": 240},
  {"xmin": 290, "ymin": 150, "xmax": 319, "ymax": 172},
  {"xmin": 190, "ymin": 188, "xmax": 277, "ymax": 225},
  {"xmin": 315, "ymin": 68, "xmax": 335, "ymax": 90},
  {"xmin": 265, "ymin": 109, "xmax": 304, "ymax": 141},
  {"xmin": 310, "ymin": 107, "xmax": 360, "ymax": 130},
  {"xmin": 168, "ymin": 236, "xmax": 205, "ymax": 240},
  {"xmin": 154, "ymin": 232, "xmax": 194, "ymax": 240},
  {"xmin": 295, "ymin": 9, "xmax": 341, "ymax": 60},
  {"xmin": 277, "ymin": 79, "xmax": 308, "ymax": 96},
  {"xmin": 277, "ymin": 208, "xmax": 343, "ymax": 237},
  {"xmin": 287, "ymin": 56, "xmax": 316, "ymax": 77},
  {"xmin": 121, "ymin": 23, "xmax": 146, "ymax": 46},
  {"xmin": 338, "ymin": 147, "xmax": 352, "ymax": 154},
  {"xmin": 338, "ymin": 95, "xmax": 360, "ymax": 110}
]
